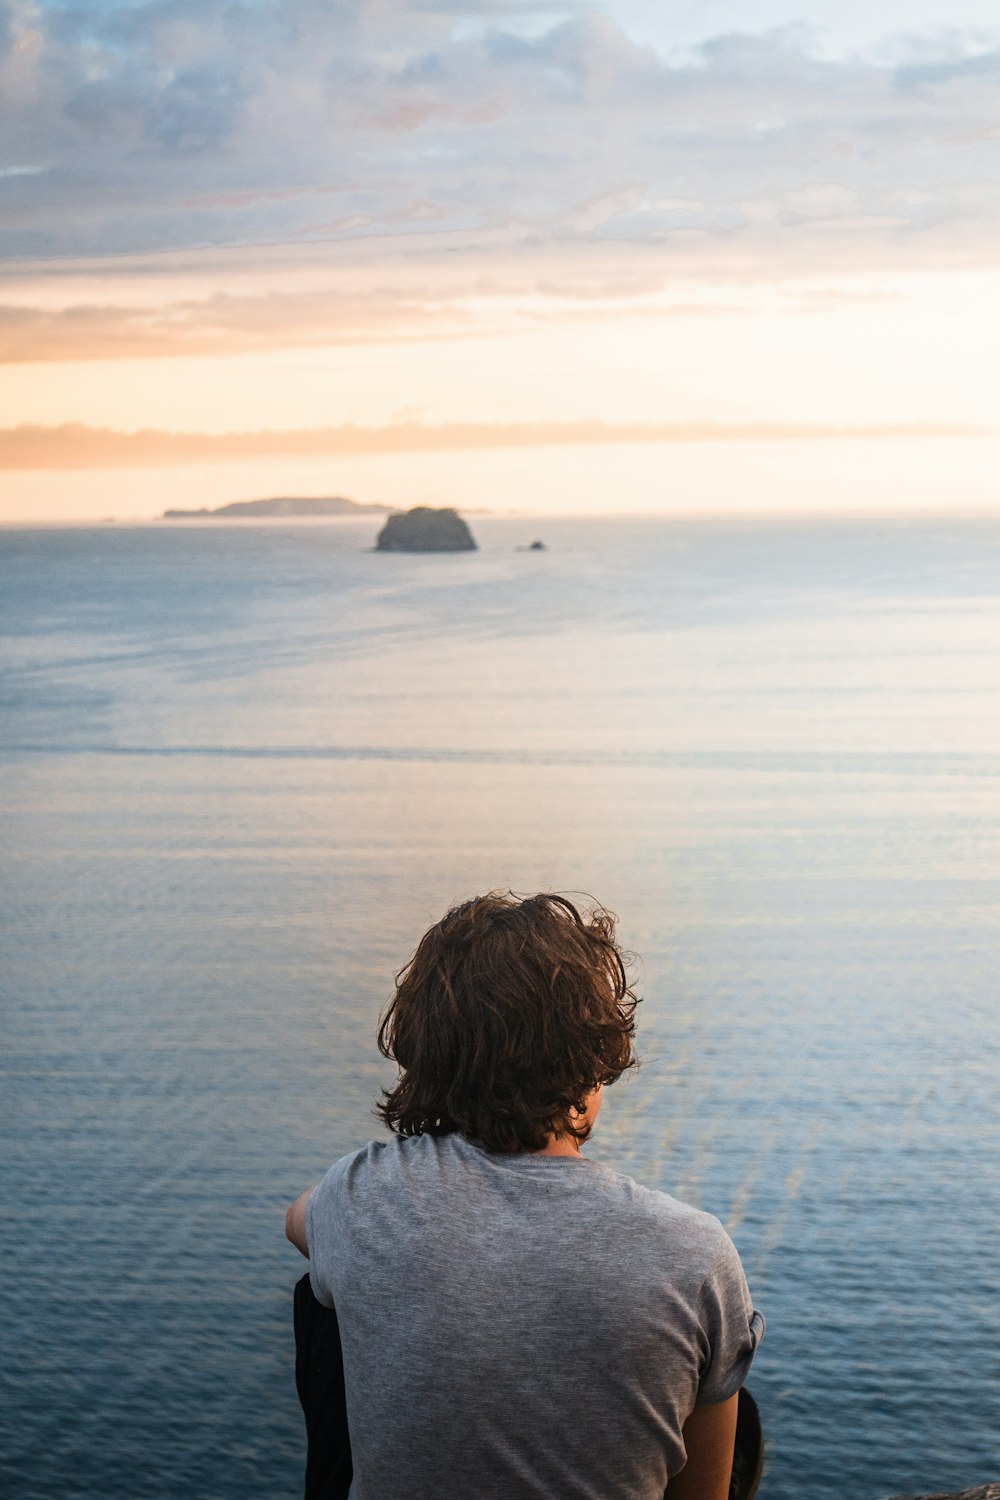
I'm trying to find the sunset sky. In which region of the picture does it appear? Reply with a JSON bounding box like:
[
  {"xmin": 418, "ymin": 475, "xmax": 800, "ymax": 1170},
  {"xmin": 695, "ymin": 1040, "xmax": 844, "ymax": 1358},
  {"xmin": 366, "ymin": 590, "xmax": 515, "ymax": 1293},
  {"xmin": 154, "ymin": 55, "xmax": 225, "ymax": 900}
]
[{"xmin": 3, "ymin": 0, "xmax": 1000, "ymax": 519}]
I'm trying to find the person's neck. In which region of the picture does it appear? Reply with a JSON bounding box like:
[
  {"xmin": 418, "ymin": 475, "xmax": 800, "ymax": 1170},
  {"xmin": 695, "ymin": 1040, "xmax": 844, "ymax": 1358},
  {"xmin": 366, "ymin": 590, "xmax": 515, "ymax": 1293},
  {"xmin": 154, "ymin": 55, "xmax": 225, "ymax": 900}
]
[{"xmin": 533, "ymin": 1133, "xmax": 583, "ymax": 1158}]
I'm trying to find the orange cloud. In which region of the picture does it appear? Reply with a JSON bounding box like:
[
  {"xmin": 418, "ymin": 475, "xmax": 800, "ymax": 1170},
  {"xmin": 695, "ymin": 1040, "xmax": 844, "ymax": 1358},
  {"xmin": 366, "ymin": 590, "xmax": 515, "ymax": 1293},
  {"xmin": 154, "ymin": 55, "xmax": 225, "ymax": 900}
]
[
  {"xmin": 0, "ymin": 281, "xmax": 752, "ymax": 363},
  {"xmin": 0, "ymin": 418, "xmax": 984, "ymax": 471},
  {"xmin": 0, "ymin": 289, "xmax": 474, "ymax": 362}
]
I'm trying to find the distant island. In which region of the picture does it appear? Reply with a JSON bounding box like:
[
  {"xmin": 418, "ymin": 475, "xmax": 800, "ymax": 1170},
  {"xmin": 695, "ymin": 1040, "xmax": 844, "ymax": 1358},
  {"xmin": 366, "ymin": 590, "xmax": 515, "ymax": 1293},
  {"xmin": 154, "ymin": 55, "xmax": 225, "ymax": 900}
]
[
  {"xmin": 163, "ymin": 496, "xmax": 393, "ymax": 519},
  {"xmin": 375, "ymin": 506, "xmax": 477, "ymax": 553}
]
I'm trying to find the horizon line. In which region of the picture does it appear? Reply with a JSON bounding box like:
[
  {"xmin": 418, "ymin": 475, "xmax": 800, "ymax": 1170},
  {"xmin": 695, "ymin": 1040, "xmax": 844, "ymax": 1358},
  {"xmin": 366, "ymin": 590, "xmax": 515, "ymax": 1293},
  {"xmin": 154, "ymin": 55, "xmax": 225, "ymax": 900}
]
[{"xmin": 6, "ymin": 503, "xmax": 1000, "ymax": 527}]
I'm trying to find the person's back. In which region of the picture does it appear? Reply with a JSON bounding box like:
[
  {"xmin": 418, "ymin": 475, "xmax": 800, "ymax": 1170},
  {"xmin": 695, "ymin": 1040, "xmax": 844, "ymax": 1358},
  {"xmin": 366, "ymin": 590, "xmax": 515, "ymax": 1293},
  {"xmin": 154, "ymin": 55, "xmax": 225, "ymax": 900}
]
[
  {"xmin": 307, "ymin": 1131, "xmax": 762, "ymax": 1500},
  {"xmin": 288, "ymin": 892, "xmax": 764, "ymax": 1499}
]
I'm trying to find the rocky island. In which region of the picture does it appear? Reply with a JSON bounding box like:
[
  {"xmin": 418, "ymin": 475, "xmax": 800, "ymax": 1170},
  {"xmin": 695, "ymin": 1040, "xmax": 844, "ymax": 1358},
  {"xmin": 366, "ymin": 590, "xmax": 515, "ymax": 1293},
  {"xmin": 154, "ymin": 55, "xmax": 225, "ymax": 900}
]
[
  {"xmin": 163, "ymin": 496, "xmax": 392, "ymax": 519},
  {"xmin": 885, "ymin": 1490, "xmax": 999, "ymax": 1500},
  {"xmin": 375, "ymin": 506, "xmax": 477, "ymax": 552}
]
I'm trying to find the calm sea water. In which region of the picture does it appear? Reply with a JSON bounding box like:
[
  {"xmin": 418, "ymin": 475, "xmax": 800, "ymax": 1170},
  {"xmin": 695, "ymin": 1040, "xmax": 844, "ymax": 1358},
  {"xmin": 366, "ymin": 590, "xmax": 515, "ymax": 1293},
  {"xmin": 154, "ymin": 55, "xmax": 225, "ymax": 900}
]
[{"xmin": 2, "ymin": 514, "xmax": 998, "ymax": 1500}]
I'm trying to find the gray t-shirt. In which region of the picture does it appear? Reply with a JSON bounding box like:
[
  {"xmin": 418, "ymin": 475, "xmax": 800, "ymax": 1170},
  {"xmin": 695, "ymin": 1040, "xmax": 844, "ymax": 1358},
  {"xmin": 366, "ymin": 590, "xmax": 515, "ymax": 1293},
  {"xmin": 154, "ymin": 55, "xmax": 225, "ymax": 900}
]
[{"xmin": 306, "ymin": 1132, "xmax": 764, "ymax": 1500}]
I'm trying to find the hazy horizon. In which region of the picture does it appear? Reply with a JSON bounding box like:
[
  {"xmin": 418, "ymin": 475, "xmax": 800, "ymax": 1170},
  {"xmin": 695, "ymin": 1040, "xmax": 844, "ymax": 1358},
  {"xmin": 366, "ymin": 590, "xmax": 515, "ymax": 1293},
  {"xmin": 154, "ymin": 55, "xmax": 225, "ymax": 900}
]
[{"xmin": 8, "ymin": 430, "xmax": 1000, "ymax": 524}]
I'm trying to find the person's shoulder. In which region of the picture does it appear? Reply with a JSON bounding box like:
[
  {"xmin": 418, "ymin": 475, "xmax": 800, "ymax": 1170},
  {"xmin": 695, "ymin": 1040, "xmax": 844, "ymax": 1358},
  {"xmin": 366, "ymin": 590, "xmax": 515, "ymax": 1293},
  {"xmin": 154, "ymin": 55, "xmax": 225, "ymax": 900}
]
[
  {"xmin": 306, "ymin": 1137, "xmax": 399, "ymax": 1232},
  {"xmin": 308, "ymin": 1136, "xmax": 387, "ymax": 1196},
  {"xmin": 326, "ymin": 1134, "xmax": 400, "ymax": 1179},
  {"xmin": 585, "ymin": 1160, "xmax": 731, "ymax": 1262},
  {"xmin": 321, "ymin": 1131, "xmax": 440, "ymax": 1187}
]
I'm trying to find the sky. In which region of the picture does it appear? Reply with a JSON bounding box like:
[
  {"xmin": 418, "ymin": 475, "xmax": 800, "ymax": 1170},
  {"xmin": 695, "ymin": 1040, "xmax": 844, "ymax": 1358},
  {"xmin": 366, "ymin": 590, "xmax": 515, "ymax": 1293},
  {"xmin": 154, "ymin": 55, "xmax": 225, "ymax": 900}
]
[{"xmin": 2, "ymin": 0, "xmax": 1000, "ymax": 519}]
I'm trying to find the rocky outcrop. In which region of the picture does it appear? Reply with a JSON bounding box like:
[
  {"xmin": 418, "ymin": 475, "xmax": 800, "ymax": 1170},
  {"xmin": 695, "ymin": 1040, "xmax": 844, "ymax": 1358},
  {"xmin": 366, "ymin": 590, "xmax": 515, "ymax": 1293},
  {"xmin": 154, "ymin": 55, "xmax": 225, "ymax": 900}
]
[
  {"xmin": 879, "ymin": 1489, "xmax": 1000, "ymax": 1500},
  {"xmin": 375, "ymin": 506, "xmax": 477, "ymax": 552}
]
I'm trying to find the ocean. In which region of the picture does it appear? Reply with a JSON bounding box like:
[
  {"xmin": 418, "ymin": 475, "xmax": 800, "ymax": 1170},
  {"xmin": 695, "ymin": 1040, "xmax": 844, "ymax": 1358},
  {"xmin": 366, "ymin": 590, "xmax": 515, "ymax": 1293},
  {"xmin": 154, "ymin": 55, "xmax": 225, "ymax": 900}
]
[{"xmin": 2, "ymin": 513, "xmax": 998, "ymax": 1499}]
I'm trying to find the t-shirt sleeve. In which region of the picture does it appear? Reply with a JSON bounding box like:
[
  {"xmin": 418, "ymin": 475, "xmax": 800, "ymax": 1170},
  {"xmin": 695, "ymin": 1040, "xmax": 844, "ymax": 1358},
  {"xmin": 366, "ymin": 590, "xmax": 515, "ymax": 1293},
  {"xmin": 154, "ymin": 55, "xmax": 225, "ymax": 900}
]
[
  {"xmin": 304, "ymin": 1156, "xmax": 350, "ymax": 1309},
  {"xmin": 694, "ymin": 1228, "xmax": 765, "ymax": 1406}
]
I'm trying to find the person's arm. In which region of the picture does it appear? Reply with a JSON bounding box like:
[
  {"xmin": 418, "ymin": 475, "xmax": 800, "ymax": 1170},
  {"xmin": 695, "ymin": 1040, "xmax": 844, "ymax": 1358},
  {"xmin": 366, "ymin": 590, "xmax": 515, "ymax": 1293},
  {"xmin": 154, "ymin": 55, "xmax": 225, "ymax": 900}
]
[
  {"xmin": 285, "ymin": 1187, "xmax": 314, "ymax": 1258},
  {"xmin": 665, "ymin": 1394, "xmax": 738, "ymax": 1500}
]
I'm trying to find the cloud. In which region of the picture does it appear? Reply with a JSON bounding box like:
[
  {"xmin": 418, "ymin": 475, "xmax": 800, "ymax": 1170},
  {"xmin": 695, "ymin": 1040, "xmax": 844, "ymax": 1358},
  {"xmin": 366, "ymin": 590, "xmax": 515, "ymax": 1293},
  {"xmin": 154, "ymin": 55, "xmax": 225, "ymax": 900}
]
[
  {"xmin": 0, "ymin": 273, "xmax": 752, "ymax": 360},
  {"xmin": 0, "ymin": 285, "xmax": 476, "ymax": 360},
  {"xmin": 0, "ymin": 416, "xmax": 984, "ymax": 470},
  {"xmin": 2, "ymin": 0, "xmax": 1000, "ymax": 269}
]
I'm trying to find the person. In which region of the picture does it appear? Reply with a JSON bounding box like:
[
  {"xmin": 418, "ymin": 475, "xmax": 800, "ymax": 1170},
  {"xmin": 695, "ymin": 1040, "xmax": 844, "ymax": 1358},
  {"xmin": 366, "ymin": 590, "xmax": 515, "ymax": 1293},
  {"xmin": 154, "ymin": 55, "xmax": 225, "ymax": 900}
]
[{"xmin": 286, "ymin": 891, "xmax": 765, "ymax": 1500}]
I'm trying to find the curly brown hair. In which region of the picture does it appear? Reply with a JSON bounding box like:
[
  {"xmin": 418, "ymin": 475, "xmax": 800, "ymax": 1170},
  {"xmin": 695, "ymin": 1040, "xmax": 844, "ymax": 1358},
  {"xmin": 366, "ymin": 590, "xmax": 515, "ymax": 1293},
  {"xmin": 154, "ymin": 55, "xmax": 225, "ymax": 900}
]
[{"xmin": 376, "ymin": 891, "xmax": 640, "ymax": 1154}]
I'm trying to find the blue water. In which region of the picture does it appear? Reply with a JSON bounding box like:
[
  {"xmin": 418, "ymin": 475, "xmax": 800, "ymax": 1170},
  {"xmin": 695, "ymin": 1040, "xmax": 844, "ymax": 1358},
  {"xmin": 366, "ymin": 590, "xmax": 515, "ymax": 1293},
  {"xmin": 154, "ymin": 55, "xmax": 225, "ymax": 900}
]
[{"xmin": 2, "ymin": 514, "xmax": 999, "ymax": 1499}]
